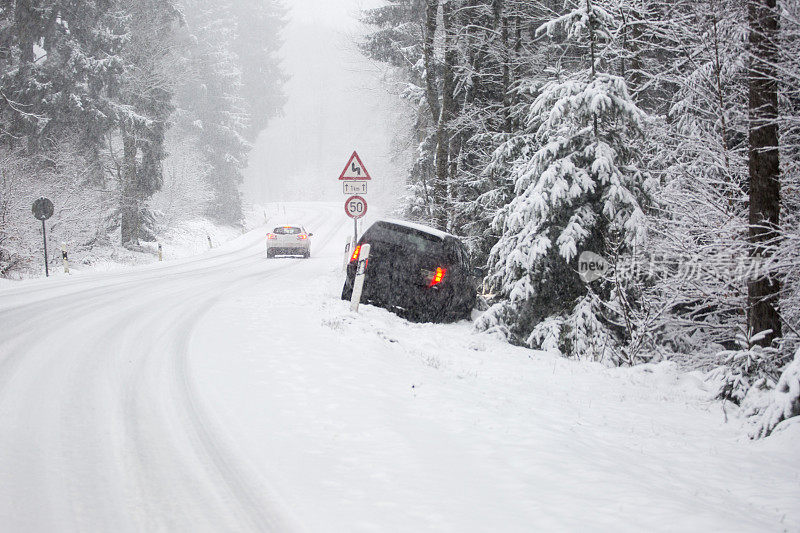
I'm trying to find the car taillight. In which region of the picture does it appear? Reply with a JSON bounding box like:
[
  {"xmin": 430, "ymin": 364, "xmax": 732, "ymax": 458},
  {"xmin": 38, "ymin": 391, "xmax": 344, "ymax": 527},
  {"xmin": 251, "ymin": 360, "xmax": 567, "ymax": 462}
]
[
  {"xmin": 298, "ymin": 234, "xmax": 308, "ymax": 240},
  {"xmin": 422, "ymin": 267, "xmax": 447, "ymax": 287},
  {"xmin": 431, "ymin": 267, "xmax": 446, "ymax": 286},
  {"xmin": 267, "ymin": 233, "xmax": 276, "ymax": 240},
  {"xmin": 350, "ymin": 244, "xmax": 361, "ymax": 263}
]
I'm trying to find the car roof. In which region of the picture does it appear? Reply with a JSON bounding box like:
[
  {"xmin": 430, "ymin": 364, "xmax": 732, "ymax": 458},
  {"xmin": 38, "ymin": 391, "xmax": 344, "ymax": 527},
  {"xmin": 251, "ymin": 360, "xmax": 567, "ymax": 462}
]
[
  {"xmin": 377, "ymin": 219, "xmax": 453, "ymax": 241},
  {"xmin": 273, "ymin": 224, "xmax": 304, "ymax": 229}
]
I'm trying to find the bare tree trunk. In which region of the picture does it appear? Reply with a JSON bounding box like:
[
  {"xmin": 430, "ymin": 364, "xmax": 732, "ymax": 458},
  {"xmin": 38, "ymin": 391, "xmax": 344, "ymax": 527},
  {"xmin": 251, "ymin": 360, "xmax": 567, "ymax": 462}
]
[
  {"xmin": 747, "ymin": 0, "xmax": 782, "ymax": 346},
  {"xmin": 499, "ymin": 3, "xmax": 511, "ymax": 133},
  {"xmin": 434, "ymin": 0, "xmax": 456, "ymax": 230},
  {"xmin": 448, "ymin": 131, "xmax": 463, "ymax": 233},
  {"xmin": 588, "ymin": 0, "xmax": 599, "ymax": 136},
  {"xmin": 422, "ymin": 0, "xmax": 441, "ymax": 122},
  {"xmin": 13, "ymin": 0, "xmax": 38, "ymax": 148},
  {"xmin": 121, "ymin": 132, "xmax": 140, "ymax": 246},
  {"xmin": 13, "ymin": 0, "xmax": 36, "ymax": 67},
  {"xmin": 625, "ymin": 0, "xmax": 645, "ymax": 93}
]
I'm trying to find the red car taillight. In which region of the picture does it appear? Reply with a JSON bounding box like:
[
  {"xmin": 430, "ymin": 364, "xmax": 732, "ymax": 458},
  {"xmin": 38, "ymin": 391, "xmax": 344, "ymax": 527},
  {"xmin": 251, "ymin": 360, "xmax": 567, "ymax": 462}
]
[
  {"xmin": 350, "ymin": 244, "xmax": 362, "ymax": 263},
  {"xmin": 422, "ymin": 267, "xmax": 447, "ymax": 287},
  {"xmin": 298, "ymin": 234, "xmax": 308, "ymax": 240},
  {"xmin": 267, "ymin": 233, "xmax": 277, "ymax": 240},
  {"xmin": 431, "ymin": 267, "xmax": 446, "ymax": 287}
]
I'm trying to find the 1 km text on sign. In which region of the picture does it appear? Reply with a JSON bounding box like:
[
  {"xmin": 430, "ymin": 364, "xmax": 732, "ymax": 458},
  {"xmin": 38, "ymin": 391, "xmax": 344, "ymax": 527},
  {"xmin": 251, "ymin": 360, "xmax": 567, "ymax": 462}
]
[{"xmin": 343, "ymin": 181, "xmax": 367, "ymax": 195}]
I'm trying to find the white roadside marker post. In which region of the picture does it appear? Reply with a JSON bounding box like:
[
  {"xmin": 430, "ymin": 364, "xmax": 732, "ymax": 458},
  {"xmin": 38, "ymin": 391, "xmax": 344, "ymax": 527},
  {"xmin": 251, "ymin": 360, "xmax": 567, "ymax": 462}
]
[
  {"xmin": 207, "ymin": 234, "xmax": 213, "ymax": 249},
  {"xmin": 158, "ymin": 243, "xmax": 163, "ymax": 261},
  {"xmin": 350, "ymin": 243, "xmax": 370, "ymax": 313},
  {"xmin": 61, "ymin": 242, "xmax": 69, "ymax": 274}
]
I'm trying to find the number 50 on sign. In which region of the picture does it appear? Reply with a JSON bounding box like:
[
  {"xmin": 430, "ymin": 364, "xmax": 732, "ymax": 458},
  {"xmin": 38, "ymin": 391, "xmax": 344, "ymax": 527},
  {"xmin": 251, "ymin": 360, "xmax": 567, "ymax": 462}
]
[{"xmin": 345, "ymin": 195, "xmax": 367, "ymax": 219}]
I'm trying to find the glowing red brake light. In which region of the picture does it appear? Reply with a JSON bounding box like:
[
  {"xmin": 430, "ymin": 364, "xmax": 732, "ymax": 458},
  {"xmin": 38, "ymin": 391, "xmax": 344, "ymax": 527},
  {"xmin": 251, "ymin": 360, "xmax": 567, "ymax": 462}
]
[
  {"xmin": 350, "ymin": 244, "xmax": 361, "ymax": 263},
  {"xmin": 429, "ymin": 267, "xmax": 446, "ymax": 287},
  {"xmin": 298, "ymin": 234, "xmax": 308, "ymax": 240},
  {"xmin": 267, "ymin": 233, "xmax": 276, "ymax": 240}
]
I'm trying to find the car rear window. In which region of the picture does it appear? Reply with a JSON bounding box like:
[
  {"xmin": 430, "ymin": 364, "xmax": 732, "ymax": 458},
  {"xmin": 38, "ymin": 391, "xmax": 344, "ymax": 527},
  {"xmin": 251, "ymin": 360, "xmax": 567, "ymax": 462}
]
[
  {"xmin": 274, "ymin": 226, "xmax": 302, "ymax": 235},
  {"xmin": 364, "ymin": 222, "xmax": 443, "ymax": 254},
  {"xmin": 444, "ymin": 238, "xmax": 470, "ymax": 266}
]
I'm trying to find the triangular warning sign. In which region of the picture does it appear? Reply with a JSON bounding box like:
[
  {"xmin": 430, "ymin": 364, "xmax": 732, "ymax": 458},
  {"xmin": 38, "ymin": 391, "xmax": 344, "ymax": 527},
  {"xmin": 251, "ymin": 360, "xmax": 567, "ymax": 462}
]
[{"xmin": 338, "ymin": 151, "xmax": 372, "ymax": 181}]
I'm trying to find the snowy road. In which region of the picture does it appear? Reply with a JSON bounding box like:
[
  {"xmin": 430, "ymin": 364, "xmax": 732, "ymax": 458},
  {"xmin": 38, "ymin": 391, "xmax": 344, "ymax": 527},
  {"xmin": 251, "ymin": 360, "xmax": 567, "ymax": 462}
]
[
  {"xmin": 0, "ymin": 204, "xmax": 342, "ymax": 531},
  {"xmin": 1, "ymin": 202, "xmax": 799, "ymax": 532}
]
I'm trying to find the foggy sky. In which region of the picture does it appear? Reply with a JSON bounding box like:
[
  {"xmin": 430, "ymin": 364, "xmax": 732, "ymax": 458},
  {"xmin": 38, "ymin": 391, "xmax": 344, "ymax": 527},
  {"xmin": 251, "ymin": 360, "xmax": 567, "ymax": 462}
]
[{"xmin": 244, "ymin": 0, "xmax": 410, "ymax": 215}]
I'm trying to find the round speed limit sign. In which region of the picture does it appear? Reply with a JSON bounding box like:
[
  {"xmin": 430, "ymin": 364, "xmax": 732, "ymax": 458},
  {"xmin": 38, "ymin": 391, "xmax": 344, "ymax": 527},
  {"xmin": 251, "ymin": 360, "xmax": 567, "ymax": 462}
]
[{"xmin": 344, "ymin": 195, "xmax": 367, "ymax": 219}]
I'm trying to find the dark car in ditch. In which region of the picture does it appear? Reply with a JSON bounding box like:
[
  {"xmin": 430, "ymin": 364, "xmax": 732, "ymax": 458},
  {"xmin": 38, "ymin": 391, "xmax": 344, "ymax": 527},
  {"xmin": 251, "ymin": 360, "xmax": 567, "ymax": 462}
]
[{"xmin": 341, "ymin": 219, "xmax": 481, "ymax": 322}]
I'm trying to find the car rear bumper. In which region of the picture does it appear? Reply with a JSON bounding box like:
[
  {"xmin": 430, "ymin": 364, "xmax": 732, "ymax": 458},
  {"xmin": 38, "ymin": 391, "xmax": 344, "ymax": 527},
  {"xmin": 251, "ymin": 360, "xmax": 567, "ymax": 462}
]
[
  {"xmin": 267, "ymin": 244, "xmax": 309, "ymax": 254},
  {"xmin": 344, "ymin": 265, "xmax": 458, "ymax": 318},
  {"xmin": 364, "ymin": 280, "xmax": 448, "ymax": 310}
]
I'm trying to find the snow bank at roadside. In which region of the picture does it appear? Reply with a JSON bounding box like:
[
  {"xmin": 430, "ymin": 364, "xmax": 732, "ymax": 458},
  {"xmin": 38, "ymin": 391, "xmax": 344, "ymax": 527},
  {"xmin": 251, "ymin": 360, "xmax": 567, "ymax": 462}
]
[
  {"xmin": 0, "ymin": 204, "xmax": 275, "ymax": 283},
  {"xmin": 191, "ymin": 231, "xmax": 800, "ymax": 532}
]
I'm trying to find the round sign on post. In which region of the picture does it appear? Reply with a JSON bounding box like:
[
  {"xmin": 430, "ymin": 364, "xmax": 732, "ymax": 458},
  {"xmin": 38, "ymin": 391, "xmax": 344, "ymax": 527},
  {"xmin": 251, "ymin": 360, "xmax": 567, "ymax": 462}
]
[
  {"xmin": 32, "ymin": 197, "xmax": 54, "ymax": 221},
  {"xmin": 344, "ymin": 195, "xmax": 367, "ymax": 219},
  {"xmin": 31, "ymin": 197, "xmax": 55, "ymax": 277}
]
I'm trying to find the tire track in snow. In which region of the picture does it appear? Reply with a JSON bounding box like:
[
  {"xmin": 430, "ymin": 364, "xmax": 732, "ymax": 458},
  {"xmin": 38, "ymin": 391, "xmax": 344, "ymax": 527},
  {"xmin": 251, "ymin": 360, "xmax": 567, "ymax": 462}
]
[
  {"xmin": 116, "ymin": 205, "xmax": 342, "ymax": 530},
  {"xmin": 0, "ymin": 248, "xmax": 268, "ymax": 409},
  {"xmin": 0, "ymin": 203, "xmax": 331, "ymax": 400}
]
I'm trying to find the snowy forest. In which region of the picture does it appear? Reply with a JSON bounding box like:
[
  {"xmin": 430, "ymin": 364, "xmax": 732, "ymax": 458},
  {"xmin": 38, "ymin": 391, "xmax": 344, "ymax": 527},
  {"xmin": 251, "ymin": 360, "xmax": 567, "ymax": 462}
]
[
  {"xmin": 362, "ymin": 0, "xmax": 800, "ymax": 436},
  {"xmin": 0, "ymin": 0, "xmax": 286, "ymax": 270}
]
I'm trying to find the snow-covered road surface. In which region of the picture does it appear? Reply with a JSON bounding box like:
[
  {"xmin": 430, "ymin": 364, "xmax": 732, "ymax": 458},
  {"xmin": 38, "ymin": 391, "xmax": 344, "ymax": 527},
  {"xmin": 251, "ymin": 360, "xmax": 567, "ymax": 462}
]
[{"xmin": 1, "ymin": 202, "xmax": 798, "ymax": 532}]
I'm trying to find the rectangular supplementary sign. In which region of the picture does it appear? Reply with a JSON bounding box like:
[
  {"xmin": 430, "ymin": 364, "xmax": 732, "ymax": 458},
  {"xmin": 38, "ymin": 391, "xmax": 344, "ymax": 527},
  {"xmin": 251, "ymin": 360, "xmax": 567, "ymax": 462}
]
[{"xmin": 343, "ymin": 182, "xmax": 367, "ymax": 195}]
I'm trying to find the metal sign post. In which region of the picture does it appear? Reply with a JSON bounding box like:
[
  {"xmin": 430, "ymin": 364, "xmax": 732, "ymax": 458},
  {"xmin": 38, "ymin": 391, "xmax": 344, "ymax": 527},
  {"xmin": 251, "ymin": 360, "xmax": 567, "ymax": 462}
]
[
  {"xmin": 41, "ymin": 219, "xmax": 49, "ymax": 277},
  {"xmin": 31, "ymin": 197, "xmax": 54, "ymax": 277},
  {"xmin": 344, "ymin": 195, "xmax": 367, "ymax": 244}
]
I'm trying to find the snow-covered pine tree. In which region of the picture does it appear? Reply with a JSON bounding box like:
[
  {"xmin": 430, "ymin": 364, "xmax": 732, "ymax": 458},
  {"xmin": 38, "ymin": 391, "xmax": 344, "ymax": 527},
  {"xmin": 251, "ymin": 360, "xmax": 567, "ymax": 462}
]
[
  {"xmin": 640, "ymin": 0, "xmax": 751, "ymax": 354},
  {"xmin": 750, "ymin": 345, "xmax": 800, "ymax": 438},
  {"xmin": 0, "ymin": 0, "xmax": 124, "ymax": 154},
  {"xmin": 113, "ymin": 0, "xmax": 183, "ymax": 246},
  {"xmin": 360, "ymin": 0, "xmax": 437, "ymax": 223},
  {"xmin": 447, "ymin": 0, "xmax": 513, "ymax": 258},
  {"xmin": 230, "ymin": 0, "xmax": 287, "ymax": 143},
  {"xmin": 0, "ymin": 0, "xmax": 131, "ymax": 256},
  {"xmin": 180, "ymin": 0, "xmax": 251, "ymax": 225},
  {"xmin": 360, "ymin": 0, "xmax": 546, "ymax": 244},
  {"xmin": 454, "ymin": 0, "xmax": 554, "ymax": 266},
  {"xmin": 476, "ymin": 0, "xmax": 653, "ymax": 364},
  {"xmin": 775, "ymin": 0, "xmax": 800, "ymax": 354}
]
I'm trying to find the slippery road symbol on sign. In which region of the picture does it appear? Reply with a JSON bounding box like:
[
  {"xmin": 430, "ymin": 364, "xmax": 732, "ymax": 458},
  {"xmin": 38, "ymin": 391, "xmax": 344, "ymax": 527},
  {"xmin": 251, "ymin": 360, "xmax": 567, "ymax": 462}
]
[{"xmin": 338, "ymin": 151, "xmax": 372, "ymax": 181}]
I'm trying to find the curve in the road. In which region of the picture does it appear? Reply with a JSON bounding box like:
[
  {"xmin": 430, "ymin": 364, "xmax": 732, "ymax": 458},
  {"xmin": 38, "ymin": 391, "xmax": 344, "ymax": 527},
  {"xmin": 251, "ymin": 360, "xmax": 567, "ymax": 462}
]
[{"xmin": 0, "ymin": 202, "xmax": 346, "ymax": 531}]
